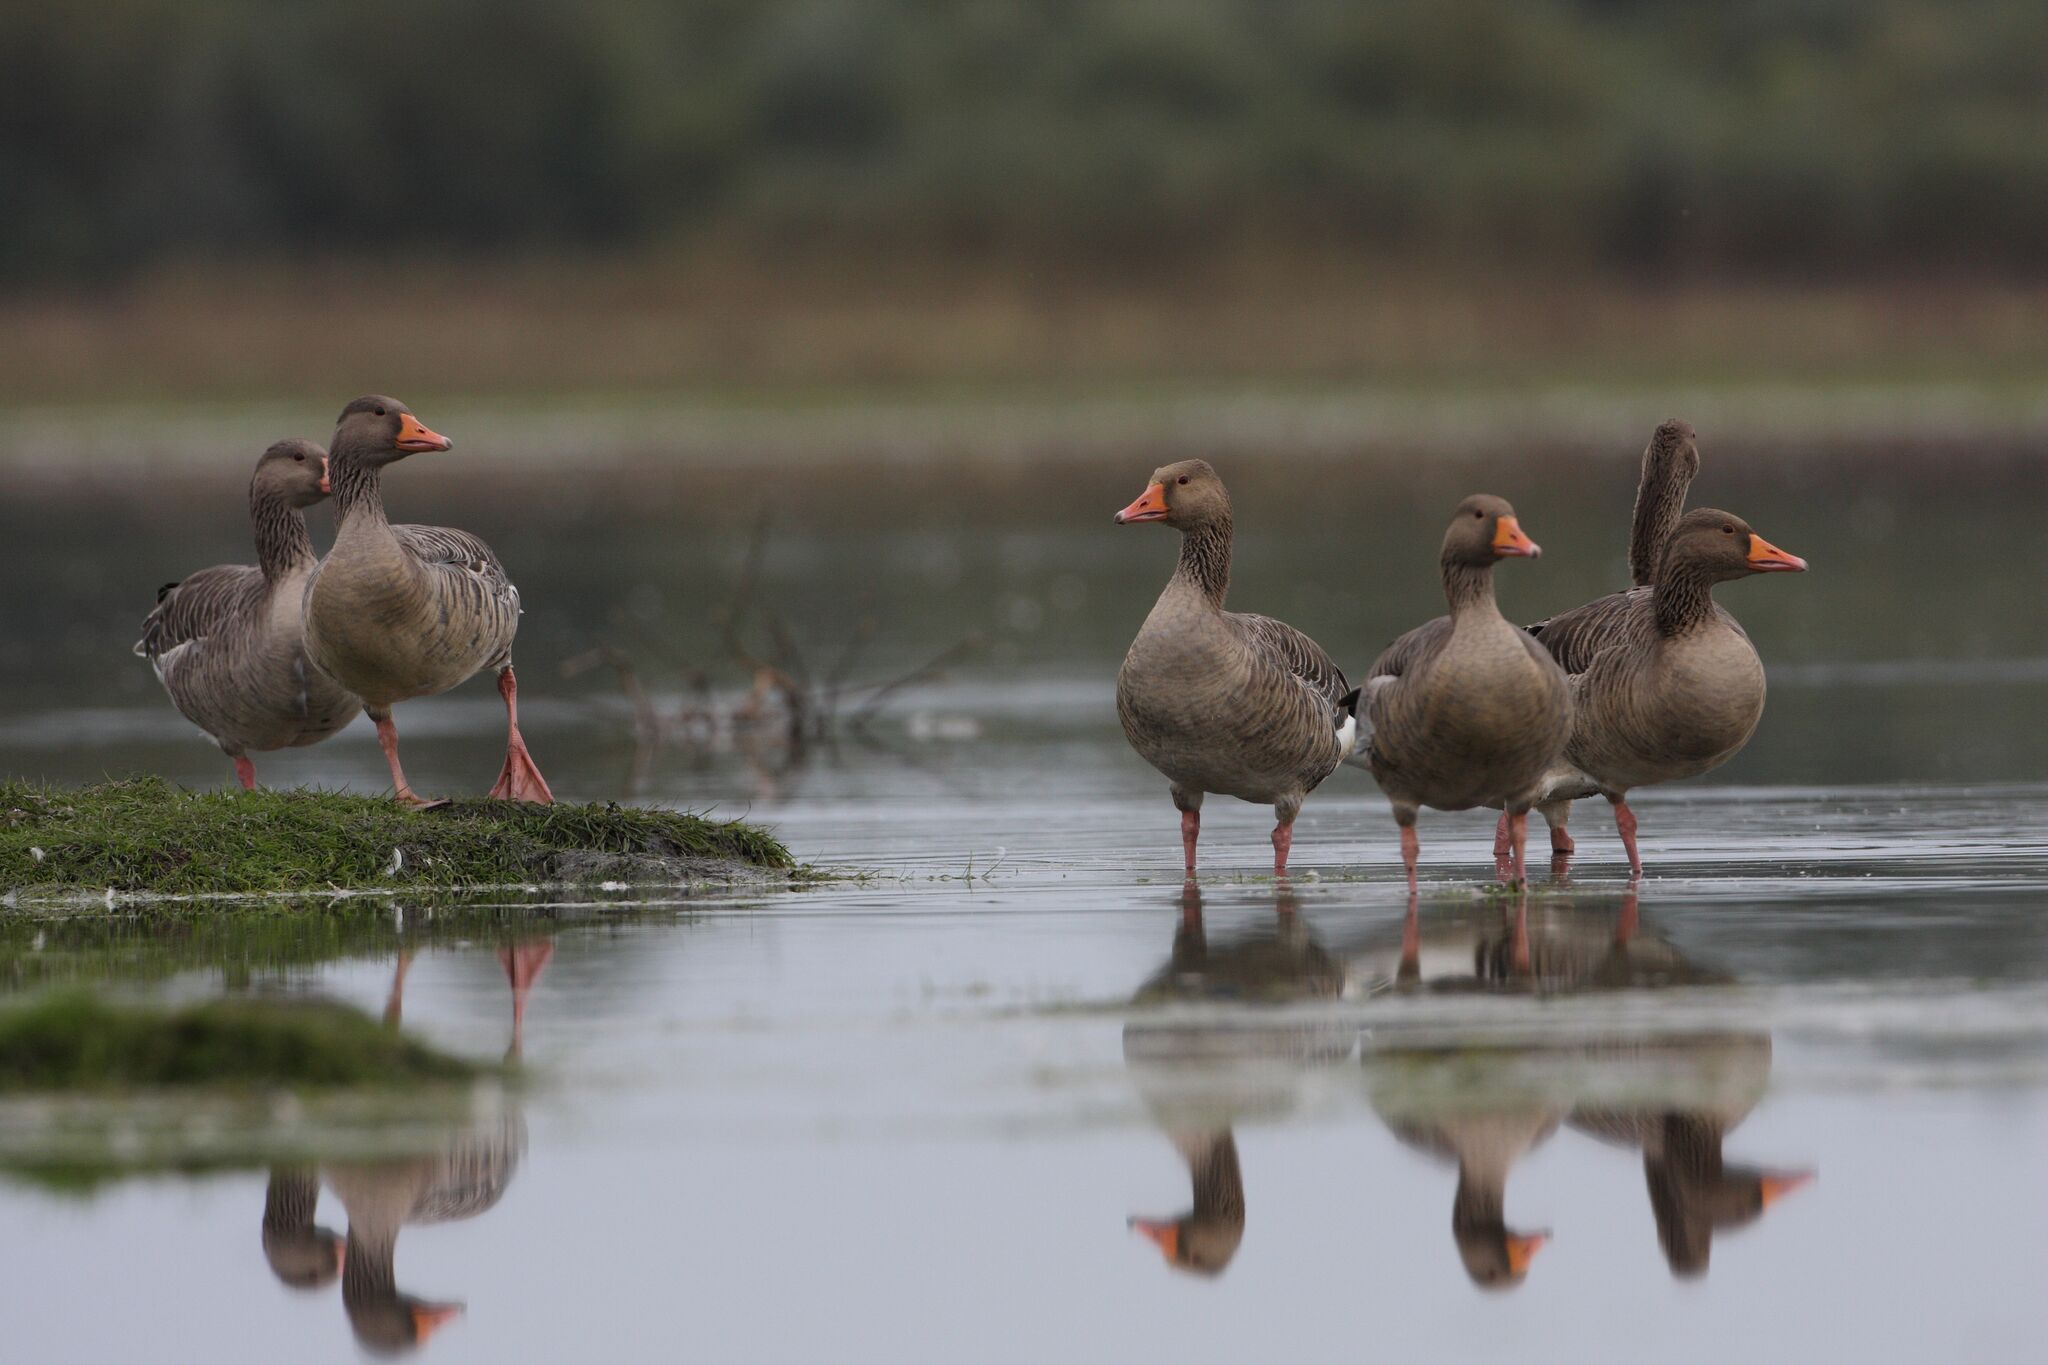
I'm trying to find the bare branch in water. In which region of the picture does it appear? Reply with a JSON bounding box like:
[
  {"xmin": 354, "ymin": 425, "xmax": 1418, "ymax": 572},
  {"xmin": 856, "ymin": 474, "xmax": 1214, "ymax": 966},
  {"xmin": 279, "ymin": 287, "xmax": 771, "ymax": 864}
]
[{"xmin": 571, "ymin": 519, "xmax": 982, "ymax": 795}]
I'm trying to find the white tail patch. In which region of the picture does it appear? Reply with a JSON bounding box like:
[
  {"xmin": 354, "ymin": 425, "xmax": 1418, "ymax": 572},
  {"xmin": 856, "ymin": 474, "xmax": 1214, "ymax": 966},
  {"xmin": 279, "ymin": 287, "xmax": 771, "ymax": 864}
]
[{"xmin": 1334, "ymin": 713, "xmax": 1358, "ymax": 756}]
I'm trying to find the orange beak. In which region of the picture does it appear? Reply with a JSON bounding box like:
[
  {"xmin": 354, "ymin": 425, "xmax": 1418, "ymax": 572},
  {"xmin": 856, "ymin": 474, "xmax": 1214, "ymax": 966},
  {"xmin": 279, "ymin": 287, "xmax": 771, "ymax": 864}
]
[
  {"xmin": 332, "ymin": 1239, "xmax": 346, "ymax": 1274},
  {"xmin": 1759, "ymin": 1171, "xmax": 1815, "ymax": 1209},
  {"xmin": 1492, "ymin": 515, "xmax": 1541, "ymax": 558},
  {"xmin": 1114, "ymin": 483, "xmax": 1170, "ymax": 524},
  {"xmin": 1746, "ymin": 533, "xmax": 1807, "ymax": 572},
  {"xmin": 1505, "ymin": 1231, "xmax": 1549, "ymax": 1276},
  {"xmin": 394, "ymin": 412, "xmax": 453, "ymax": 453},
  {"xmin": 317, "ymin": 456, "xmax": 331, "ymax": 495},
  {"xmin": 1129, "ymin": 1216, "xmax": 1181, "ymax": 1262},
  {"xmin": 411, "ymin": 1302, "xmax": 464, "ymax": 1345}
]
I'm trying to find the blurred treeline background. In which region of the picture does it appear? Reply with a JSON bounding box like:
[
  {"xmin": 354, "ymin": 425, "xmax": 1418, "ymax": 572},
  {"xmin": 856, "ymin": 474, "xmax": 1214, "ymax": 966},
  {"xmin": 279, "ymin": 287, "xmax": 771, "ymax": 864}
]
[{"xmin": 3, "ymin": 0, "xmax": 2045, "ymax": 413}]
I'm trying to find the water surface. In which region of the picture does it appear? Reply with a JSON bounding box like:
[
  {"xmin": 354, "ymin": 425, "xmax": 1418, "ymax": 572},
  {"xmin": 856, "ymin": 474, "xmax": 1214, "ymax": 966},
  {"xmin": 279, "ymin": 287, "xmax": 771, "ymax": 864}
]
[{"xmin": 1, "ymin": 439, "xmax": 2043, "ymax": 1361}]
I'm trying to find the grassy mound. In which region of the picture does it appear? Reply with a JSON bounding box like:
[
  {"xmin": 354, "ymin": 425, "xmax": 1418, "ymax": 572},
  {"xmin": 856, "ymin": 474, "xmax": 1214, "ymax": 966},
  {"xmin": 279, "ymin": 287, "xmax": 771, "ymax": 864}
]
[
  {"xmin": 0, "ymin": 994, "xmax": 477, "ymax": 1092},
  {"xmin": 0, "ymin": 777, "xmax": 793, "ymax": 896}
]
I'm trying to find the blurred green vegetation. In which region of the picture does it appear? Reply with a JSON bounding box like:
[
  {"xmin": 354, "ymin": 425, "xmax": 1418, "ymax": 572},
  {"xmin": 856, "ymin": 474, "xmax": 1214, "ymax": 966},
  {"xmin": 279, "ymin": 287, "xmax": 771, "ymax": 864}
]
[
  {"xmin": 5, "ymin": 0, "xmax": 2046, "ymax": 285},
  {"xmin": 0, "ymin": 993, "xmax": 477, "ymax": 1091}
]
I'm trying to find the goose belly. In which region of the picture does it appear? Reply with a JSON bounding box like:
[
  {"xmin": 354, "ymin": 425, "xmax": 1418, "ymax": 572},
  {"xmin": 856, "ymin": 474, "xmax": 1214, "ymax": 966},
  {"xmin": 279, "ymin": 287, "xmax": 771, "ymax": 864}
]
[
  {"xmin": 165, "ymin": 616, "xmax": 362, "ymax": 755},
  {"xmin": 1571, "ymin": 633, "xmax": 1765, "ymax": 788},
  {"xmin": 1370, "ymin": 643, "xmax": 1569, "ymax": 811},
  {"xmin": 1117, "ymin": 654, "xmax": 1331, "ymax": 803},
  {"xmin": 307, "ymin": 564, "xmax": 514, "ymax": 708}
]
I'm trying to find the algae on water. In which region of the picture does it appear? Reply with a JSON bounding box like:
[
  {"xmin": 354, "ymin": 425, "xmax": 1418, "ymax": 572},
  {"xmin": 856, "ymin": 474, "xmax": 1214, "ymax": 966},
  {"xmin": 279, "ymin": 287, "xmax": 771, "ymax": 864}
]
[{"xmin": 0, "ymin": 776, "xmax": 793, "ymax": 896}]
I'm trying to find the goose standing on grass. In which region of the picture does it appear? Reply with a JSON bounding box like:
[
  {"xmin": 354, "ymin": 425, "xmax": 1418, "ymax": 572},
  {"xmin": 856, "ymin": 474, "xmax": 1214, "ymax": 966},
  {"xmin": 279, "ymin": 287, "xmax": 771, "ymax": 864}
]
[
  {"xmin": 135, "ymin": 439, "xmax": 362, "ymax": 789},
  {"xmin": 1363, "ymin": 496, "xmax": 1568, "ymax": 888},
  {"xmin": 1493, "ymin": 419, "xmax": 1699, "ymax": 864},
  {"xmin": 305, "ymin": 396, "xmax": 552, "ymax": 806},
  {"xmin": 1519, "ymin": 508, "xmax": 1807, "ymax": 876},
  {"xmin": 1113, "ymin": 461, "xmax": 1357, "ymax": 876}
]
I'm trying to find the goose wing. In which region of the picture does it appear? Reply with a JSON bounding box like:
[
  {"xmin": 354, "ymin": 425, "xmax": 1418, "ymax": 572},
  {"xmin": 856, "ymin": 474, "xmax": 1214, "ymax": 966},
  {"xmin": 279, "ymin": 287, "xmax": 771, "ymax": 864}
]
[
  {"xmin": 1230, "ymin": 612, "xmax": 1350, "ymax": 705},
  {"xmin": 134, "ymin": 566, "xmax": 263, "ymax": 661},
  {"xmin": 391, "ymin": 524, "xmax": 508, "ymax": 583},
  {"xmin": 1527, "ymin": 589, "xmax": 1748, "ymax": 675},
  {"xmin": 392, "ymin": 523, "xmax": 520, "ymax": 612},
  {"xmin": 1366, "ymin": 615, "xmax": 1450, "ymax": 683},
  {"xmin": 1524, "ymin": 589, "xmax": 1647, "ymax": 674}
]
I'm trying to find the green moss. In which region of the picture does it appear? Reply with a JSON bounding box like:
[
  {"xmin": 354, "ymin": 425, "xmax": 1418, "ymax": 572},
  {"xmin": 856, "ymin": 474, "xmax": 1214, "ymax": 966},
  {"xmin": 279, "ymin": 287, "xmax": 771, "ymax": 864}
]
[
  {"xmin": 0, "ymin": 777, "xmax": 793, "ymax": 896},
  {"xmin": 0, "ymin": 993, "xmax": 478, "ymax": 1092}
]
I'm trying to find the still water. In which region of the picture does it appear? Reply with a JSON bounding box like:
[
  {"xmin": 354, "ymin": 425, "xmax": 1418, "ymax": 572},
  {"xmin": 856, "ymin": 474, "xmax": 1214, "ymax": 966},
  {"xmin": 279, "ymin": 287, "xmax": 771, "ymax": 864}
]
[{"xmin": 1, "ymin": 438, "xmax": 2045, "ymax": 1361}]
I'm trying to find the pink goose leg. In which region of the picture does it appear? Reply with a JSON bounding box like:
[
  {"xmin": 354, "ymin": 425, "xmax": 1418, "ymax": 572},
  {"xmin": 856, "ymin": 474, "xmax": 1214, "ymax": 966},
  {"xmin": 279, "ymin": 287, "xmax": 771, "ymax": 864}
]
[
  {"xmin": 1271, "ymin": 820, "xmax": 1295, "ymax": 876},
  {"xmin": 488, "ymin": 666, "xmax": 554, "ymax": 804},
  {"xmin": 1507, "ymin": 810, "xmax": 1531, "ymax": 885},
  {"xmin": 498, "ymin": 940, "xmax": 555, "ymax": 1060},
  {"xmin": 375, "ymin": 713, "xmax": 446, "ymax": 808},
  {"xmin": 1609, "ymin": 795, "xmax": 1643, "ymax": 877}
]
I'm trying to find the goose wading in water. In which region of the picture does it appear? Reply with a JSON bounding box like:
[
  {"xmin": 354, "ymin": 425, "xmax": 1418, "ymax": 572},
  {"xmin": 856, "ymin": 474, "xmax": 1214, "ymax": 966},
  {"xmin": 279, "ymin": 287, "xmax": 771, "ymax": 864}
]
[
  {"xmin": 1363, "ymin": 495, "xmax": 1569, "ymax": 888},
  {"xmin": 304, "ymin": 396, "xmax": 553, "ymax": 805},
  {"xmin": 134, "ymin": 439, "xmax": 363, "ymax": 788},
  {"xmin": 1489, "ymin": 418, "xmax": 1697, "ymax": 865},
  {"xmin": 1519, "ymin": 507, "xmax": 1806, "ymax": 876},
  {"xmin": 1113, "ymin": 460, "xmax": 1358, "ymax": 876}
]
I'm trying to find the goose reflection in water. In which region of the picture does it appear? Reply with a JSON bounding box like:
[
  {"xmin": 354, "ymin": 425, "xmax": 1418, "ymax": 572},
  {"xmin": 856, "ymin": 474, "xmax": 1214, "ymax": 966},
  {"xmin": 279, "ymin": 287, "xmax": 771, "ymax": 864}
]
[
  {"xmin": 1357, "ymin": 889, "xmax": 1812, "ymax": 1286},
  {"xmin": 254, "ymin": 936, "xmax": 552, "ymax": 1353},
  {"xmin": 260, "ymin": 1166, "xmax": 344, "ymax": 1290},
  {"xmin": 1123, "ymin": 879, "xmax": 1353, "ymax": 1276}
]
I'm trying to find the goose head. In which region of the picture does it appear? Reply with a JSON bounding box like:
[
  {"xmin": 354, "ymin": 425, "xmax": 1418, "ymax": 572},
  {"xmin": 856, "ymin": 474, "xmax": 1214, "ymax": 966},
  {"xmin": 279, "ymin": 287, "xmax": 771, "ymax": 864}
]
[
  {"xmin": 1456, "ymin": 1225, "xmax": 1550, "ymax": 1290},
  {"xmin": 251, "ymin": 438, "xmax": 333, "ymax": 508},
  {"xmin": 1113, "ymin": 459, "xmax": 1230, "ymax": 532},
  {"xmin": 1663, "ymin": 508, "xmax": 1807, "ymax": 581},
  {"xmin": 1652, "ymin": 1157, "xmax": 1813, "ymax": 1278},
  {"xmin": 262, "ymin": 1219, "xmax": 344, "ymax": 1290},
  {"xmin": 1645, "ymin": 418, "xmax": 1701, "ymax": 485},
  {"xmin": 1443, "ymin": 493, "xmax": 1541, "ymax": 564},
  {"xmin": 347, "ymin": 1296, "xmax": 464, "ymax": 1355},
  {"xmin": 1129, "ymin": 1203, "xmax": 1245, "ymax": 1277},
  {"xmin": 332, "ymin": 395, "xmax": 453, "ymax": 469}
]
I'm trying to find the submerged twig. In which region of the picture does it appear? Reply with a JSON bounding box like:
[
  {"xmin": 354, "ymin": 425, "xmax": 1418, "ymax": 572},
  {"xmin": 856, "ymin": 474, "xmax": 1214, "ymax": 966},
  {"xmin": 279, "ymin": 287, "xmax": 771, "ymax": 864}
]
[{"xmin": 569, "ymin": 516, "xmax": 983, "ymax": 797}]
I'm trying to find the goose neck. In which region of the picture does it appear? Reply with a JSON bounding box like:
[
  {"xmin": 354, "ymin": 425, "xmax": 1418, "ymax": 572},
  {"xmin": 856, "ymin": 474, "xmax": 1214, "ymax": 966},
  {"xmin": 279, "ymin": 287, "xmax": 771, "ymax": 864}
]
[
  {"xmin": 1174, "ymin": 516, "xmax": 1232, "ymax": 607},
  {"xmin": 1441, "ymin": 559, "xmax": 1498, "ymax": 618}
]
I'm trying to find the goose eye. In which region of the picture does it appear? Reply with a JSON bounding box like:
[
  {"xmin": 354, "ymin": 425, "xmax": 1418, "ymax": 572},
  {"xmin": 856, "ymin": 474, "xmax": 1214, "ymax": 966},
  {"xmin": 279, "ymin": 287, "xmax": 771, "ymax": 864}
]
[
  {"xmin": 375, "ymin": 406, "xmax": 387, "ymax": 417},
  {"xmin": 1177, "ymin": 475, "xmax": 1189, "ymax": 485},
  {"xmin": 1721, "ymin": 524, "xmax": 1734, "ymax": 534},
  {"xmin": 1474, "ymin": 511, "xmax": 1484, "ymax": 519},
  {"xmin": 293, "ymin": 453, "xmax": 305, "ymax": 462}
]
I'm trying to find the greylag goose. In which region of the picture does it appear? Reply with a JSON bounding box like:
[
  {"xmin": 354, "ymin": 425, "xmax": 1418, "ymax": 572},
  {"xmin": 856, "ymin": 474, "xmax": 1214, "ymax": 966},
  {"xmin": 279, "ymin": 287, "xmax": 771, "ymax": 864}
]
[
  {"xmin": 1520, "ymin": 508, "xmax": 1807, "ymax": 875},
  {"xmin": 1493, "ymin": 419, "xmax": 1698, "ymax": 863},
  {"xmin": 1125, "ymin": 881, "xmax": 1351, "ymax": 1276},
  {"xmin": 304, "ymin": 396, "xmax": 552, "ymax": 805},
  {"xmin": 1114, "ymin": 461, "xmax": 1357, "ymax": 875},
  {"xmin": 134, "ymin": 440, "xmax": 363, "ymax": 789},
  {"xmin": 1362, "ymin": 496, "xmax": 1568, "ymax": 887}
]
